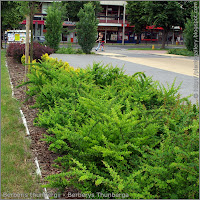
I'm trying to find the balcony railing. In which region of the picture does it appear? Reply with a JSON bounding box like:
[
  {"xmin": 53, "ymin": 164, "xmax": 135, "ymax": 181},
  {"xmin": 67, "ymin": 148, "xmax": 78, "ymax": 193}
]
[
  {"xmin": 97, "ymin": 15, "xmax": 128, "ymax": 24},
  {"xmin": 98, "ymin": 19, "xmax": 128, "ymax": 24}
]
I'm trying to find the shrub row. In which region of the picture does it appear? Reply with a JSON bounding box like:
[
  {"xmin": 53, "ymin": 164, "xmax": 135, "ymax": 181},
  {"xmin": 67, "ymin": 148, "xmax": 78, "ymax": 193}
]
[
  {"xmin": 56, "ymin": 46, "xmax": 84, "ymax": 54},
  {"xmin": 6, "ymin": 42, "xmax": 54, "ymax": 63},
  {"xmin": 168, "ymin": 48, "xmax": 194, "ymax": 56},
  {"xmin": 21, "ymin": 56, "xmax": 199, "ymax": 199}
]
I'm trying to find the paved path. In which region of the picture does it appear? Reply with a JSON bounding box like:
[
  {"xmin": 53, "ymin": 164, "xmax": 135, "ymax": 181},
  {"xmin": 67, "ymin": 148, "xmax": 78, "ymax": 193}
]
[
  {"xmin": 97, "ymin": 51, "xmax": 194, "ymax": 76},
  {"xmin": 50, "ymin": 49, "xmax": 199, "ymax": 104}
]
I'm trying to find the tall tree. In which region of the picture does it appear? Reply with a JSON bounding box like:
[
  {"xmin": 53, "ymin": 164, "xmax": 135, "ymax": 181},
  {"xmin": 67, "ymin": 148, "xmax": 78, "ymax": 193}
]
[
  {"xmin": 126, "ymin": 1, "xmax": 147, "ymax": 43},
  {"xmin": 17, "ymin": 1, "xmax": 31, "ymax": 92},
  {"xmin": 45, "ymin": 2, "xmax": 64, "ymax": 51},
  {"xmin": 144, "ymin": 1, "xmax": 184, "ymax": 49},
  {"xmin": 178, "ymin": 1, "xmax": 194, "ymax": 29},
  {"xmin": 25, "ymin": 14, "xmax": 30, "ymax": 89},
  {"xmin": 18, "ymin": 1, "xmax": 39, "ymax": 63},
  {"xmin": 30, "ymin": 2, "xmax": 37, "ymax": 64},
  {"xmin": 184, "ymin": 7, "xmax": 199, "ymax": 53},
  {"xmin": 76, "ymin": 3, "xmax": 98, "ymax": 54},
  {"xmin": 62, "ymin": 1, "xmax": 102, "ymax": 21},
  {"xmin": 1, "ymin": 1, "xmax": 24, "ymax": 48}
]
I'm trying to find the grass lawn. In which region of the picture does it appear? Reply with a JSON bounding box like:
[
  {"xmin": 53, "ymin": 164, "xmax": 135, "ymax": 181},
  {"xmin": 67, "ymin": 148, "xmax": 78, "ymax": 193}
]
[{"xmin": 1, "ymin": 50, "xmax": 42, "ymax": 199}]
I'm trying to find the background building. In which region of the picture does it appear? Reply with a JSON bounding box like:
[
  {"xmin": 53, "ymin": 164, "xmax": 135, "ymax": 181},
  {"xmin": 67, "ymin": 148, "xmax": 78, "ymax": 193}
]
[
  {"xmin": 17, "ymin": 1, "xmax": 183, "ymax": 44},
  {"xmin": 97, "ymin": 1, "xmax": 132, "ymax": 43}
]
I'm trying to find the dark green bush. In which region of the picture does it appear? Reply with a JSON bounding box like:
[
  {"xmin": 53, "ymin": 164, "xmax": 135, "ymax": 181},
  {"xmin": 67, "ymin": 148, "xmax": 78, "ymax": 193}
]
[
  {"xmin": 183, "ymin": 10, "xmax": 199, "ymax": 53},
  {"xmin": 56, "ymin": 46, "xmax": 84, "ymax": 54},
  {"xmin": 76, "ymin": 3, "xmax": 98, "ymax": 54},
  {"xmin": 45, "ymin": 2, "xmax": 63, "ymax": 51},
  {"xmin": 21, "ymin": 59, "xmax": 199, "ymax": 199},
  {"xmin": 168, "ymin": 48, "xmax": 194, "ymax": 56}
]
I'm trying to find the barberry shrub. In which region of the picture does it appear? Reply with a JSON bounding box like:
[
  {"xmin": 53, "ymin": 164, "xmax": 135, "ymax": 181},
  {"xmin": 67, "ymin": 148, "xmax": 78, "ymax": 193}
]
[
  {"xmin": 6, "ymin": 42, "xmax": 54, "ymax": 63},
  {"xmin": 20, "ymin": 57, "xmax": 199, "ymax": 199},
  {"xmin": 6, "ymin": 42, "xmax": 25, "ymax": 62}
]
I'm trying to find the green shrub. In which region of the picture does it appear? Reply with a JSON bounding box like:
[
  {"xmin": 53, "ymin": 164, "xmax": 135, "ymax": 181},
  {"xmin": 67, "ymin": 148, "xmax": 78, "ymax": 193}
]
[
  {"xmin": 86, "ymin": 62, "xmax": 125, "ymax": 86},
  {"xmin": 56, "ymin": 47, "xmax": 84, "ymax": 54},
  {"xmin": 20, "ymin": 59, "xmax": 199, "ymax": 199},
  {"xmin": 183, "ymin": 10, "xmax": 199, "ymax": 53},
  {"xmin": 168, "ymin": 48, "xmax": 194, "ymax": 56}
]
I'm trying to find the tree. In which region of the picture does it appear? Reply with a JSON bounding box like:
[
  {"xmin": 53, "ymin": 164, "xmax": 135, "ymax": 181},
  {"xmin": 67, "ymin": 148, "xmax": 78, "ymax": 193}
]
[
  {"xmin": 62, "ymin": 1, "xmax": 102, "ymax": 22},
  {"xmin": 45, "ymin": 2, "xmax": 64, "ymax": 51},
  {"xmin": 17, "ymin": 1, "xmax": 31, "ymax": 91},
  {"xmin": 17, "ymin": 2, "xmax": 40, "ymax": 96},
  {"xmin": 178, "ymin": 1, "xmax": 194, "ymax": 29},
  {"xmin": 126, "ymin": 1, "xmax": 147, "ymax": 44},
  {"xmin": 184, "ymin": 9, "xmax": 199, "ymax": 53},
  {"xmin": 1, "ymin": 1, "xmax": 24, "ymax": 48},
  {"xmin": 144, "ymin": 1, "xmax": 184, "ymax": 49},
  {"xmin": 76, "ymin": 3, "xmax": 98, "ymax": 54},
  {"xmin": 30, "ymin": 1, "xmax": 37, "ymax": 64}
]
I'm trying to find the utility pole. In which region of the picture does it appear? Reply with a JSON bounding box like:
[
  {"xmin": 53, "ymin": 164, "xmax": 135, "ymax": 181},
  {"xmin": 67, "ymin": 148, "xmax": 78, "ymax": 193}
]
[
  {"xmin": 122, "ymin": 1, "xmax": 126, "ymax": 45},
  {"xmin": 172, "ymin": 26, "xmax": 175, "ymax": 45}
]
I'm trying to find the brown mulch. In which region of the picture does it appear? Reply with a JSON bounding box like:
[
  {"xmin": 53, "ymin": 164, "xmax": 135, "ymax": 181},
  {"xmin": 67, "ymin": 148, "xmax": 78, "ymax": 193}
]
[{"xmin": 6, "ymin": 56, "xmax": 82, "ymax": 199}]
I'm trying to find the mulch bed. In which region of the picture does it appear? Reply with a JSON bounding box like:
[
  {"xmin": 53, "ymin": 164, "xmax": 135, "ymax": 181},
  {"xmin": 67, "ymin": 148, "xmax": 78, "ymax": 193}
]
[{"xmin": 6, "ymin": 56, "xmax": 82, "ymax": 199}]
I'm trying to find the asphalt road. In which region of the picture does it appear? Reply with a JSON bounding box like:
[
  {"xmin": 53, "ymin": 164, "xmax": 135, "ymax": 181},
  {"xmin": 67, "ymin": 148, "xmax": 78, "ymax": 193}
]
[{"xmin": 50, "ymin": 48, "xmax": 198, "ymax": 104}]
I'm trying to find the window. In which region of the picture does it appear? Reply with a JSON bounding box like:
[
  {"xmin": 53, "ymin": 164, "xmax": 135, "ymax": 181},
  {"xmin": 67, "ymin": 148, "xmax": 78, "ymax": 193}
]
[{"xmin": 34, "ymin": 17, "xmax": 41, "ymax": 20}]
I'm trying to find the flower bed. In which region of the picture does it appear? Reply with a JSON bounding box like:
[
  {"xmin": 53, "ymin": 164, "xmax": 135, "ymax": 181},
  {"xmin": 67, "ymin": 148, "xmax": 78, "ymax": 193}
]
[{"xmin": 20, "ymin": 55, "xmax": 199, "ymax": 199}]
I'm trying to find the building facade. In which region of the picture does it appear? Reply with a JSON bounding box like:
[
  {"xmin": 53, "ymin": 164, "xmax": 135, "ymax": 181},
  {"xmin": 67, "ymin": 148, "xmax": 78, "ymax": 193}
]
[
  {"xmin": 97, "ymin": 1, "xmax": 131, "ymax": 43},
  {"xmin": 17, "ymin": 1, "xmax": 183, "ymax": 44}
]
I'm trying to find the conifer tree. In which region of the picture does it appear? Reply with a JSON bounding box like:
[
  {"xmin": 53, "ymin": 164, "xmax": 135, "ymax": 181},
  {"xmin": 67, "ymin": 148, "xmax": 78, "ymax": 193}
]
[
  {"xmin": 76, "ymin": 3, "xmax": 98, "ymax": 54},
  {"xmin": 45, "ymin": 2, "xmax": 64, "ymax": 51}
]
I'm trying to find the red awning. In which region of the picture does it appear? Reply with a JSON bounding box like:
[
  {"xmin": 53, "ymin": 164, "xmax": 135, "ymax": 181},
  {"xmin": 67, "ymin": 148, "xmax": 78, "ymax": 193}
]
[
  {"xmin": 20, "ymin": 20, "xmax": 45, "ymax": 25},
  {"xmin": 122, "ymin": 24, "xmax": 135, "ymax": 27}
]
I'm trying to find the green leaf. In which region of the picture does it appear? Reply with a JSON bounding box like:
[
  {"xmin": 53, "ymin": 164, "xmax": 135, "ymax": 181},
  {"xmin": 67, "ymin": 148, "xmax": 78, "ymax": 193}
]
[
  {"xmin": 79, "ymin": 175, "xmax": 89, "ymax": 181},
  {"xmin": 118, "ymin": 184, "xmax": 124, "ymax": 191},
  {"xmin": 95, "ymin": 178, "xmax": 103, "ymax": 186}
]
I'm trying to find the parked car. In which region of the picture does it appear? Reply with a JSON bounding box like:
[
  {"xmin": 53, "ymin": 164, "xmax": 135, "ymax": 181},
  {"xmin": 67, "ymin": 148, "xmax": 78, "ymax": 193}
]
[{"xmin": 34, "ymin": 36, "xmax": 46, "ymax": 43}]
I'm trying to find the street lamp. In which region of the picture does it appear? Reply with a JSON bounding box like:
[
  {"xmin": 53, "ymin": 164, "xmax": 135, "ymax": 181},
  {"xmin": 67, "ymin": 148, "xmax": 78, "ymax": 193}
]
[{"xmin": 122, "ymin": 1, "xmax": 126, "ymax": 45}]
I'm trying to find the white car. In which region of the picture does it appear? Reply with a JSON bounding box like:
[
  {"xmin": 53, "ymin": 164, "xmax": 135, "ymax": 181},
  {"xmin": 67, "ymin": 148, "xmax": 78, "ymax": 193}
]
[{"xmin": 34, "ymin": 36, "xmax": 46, "ymax": 43}]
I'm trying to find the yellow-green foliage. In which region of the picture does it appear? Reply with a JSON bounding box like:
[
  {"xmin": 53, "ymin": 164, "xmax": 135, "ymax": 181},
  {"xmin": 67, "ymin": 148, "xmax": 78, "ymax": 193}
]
[
  {"xmin": 41, "ymin": 53, "xmax": 80, "ymax": 73},
  {"xmin": 21, "ymin": 54, "xmax": 37, "ymax": 65},
  {"xmin": 21, "ymin": 54, "xmax": 37, "ymax": 72},
  {"xmin": 21, "ymin": 53, "xmax": 80, "ymax": 74},
  {"xmin": 19, "ymin": 58, "xmax": 199, "ymax": 199}
]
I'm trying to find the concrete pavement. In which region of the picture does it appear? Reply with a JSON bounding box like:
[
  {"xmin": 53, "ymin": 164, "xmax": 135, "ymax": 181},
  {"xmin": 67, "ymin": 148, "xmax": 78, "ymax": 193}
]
[{"xmin": 97, "ymin": 51, "xmax": 194, "ymax": 76}]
